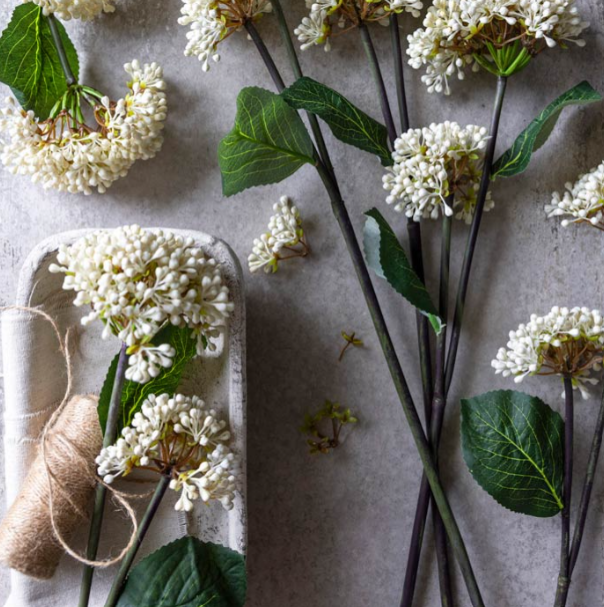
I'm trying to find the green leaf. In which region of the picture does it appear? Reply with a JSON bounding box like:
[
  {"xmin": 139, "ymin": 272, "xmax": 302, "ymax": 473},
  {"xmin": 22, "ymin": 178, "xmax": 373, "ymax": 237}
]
[
  {"xmin": 281, "ymin": 77, "xmax": 391, "ymax": 166},
  {"xmin": 363, "ymin": 208, "xmax": 442, "ymax": 333},
  {"xmin": 117, "ymin": 537, "xmax": 246, "ymax": 607},
  {"xmin": 218, "ymin": 87, "xmax": 315, "ymax": 196},
  {"xmin": 0, "ymin": 4, "xmax": 79, "ymax": 119},
  {"xmin": 493, "ymin": 81, "xmax": 601, "ymax": 179},
  {"xmin": 461, "ymin": 389, "xmax": 564, "ymax": 518},
  {"xmin": 98, "ymin": 325, "xmax": 197, "ymax": 436}
]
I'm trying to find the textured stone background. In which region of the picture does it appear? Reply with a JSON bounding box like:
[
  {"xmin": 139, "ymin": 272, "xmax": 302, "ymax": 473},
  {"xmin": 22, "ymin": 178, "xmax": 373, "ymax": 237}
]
[{"xmin": 1, "ymin": 1, "xmax": 604, "ymax": 606}]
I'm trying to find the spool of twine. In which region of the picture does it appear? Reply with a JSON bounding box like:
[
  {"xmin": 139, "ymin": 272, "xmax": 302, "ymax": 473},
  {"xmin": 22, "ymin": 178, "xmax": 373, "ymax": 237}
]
[
  {"xmin": 0, "ymin": 306, "xmax": 140, "ymax": 580},
  {"xmin": 0, "ymin": 395, "xmax": 102, "ymax": 580}
]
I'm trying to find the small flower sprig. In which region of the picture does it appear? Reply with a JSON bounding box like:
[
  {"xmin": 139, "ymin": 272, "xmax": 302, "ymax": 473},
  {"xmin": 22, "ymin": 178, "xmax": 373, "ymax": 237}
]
[
  {"xmin": 301, "ymin": 400, "xmax": 358, "ymax": 455},
  {"xmin": 339, "ymin": 330, "xmax": 363, "ymax": 362},
  {"xmin": 408, "ymin": 0, "xmax": 589, "ymax": 94},
  {"xmin": 383, "ymin": 122, "xmax": 493, "ymax": 223},
  {"xmin": 50, "ymin": 225, "xmax": 234, "ymax": 383},
  {"xmin": 0, "ymin": 61, "xmax": 167, "ymax": 195},
  {"xmin": 248, "ymin": 196, "xmax": 309, "ymax": 274},
  {"xmin": 295, "ymin": 0, "xmax": 423, "ymax": 51},
  {"xmin": 32, "ymin": 0, "xmax": 116, "ymax": 21},
  {"xmin": 97, "ymin": 393, "xmax": 238, "ymax": 511},
  {"xmin": 179, "ymin": 0, "xmax": 273, "ymax": 71},
  {"xmin": 546, "ymin": 161, "xmax": 604, "ymax": 230},
  {"xmin": 492, "ymin": 306, "xmax": 604, "ymax": 399}
]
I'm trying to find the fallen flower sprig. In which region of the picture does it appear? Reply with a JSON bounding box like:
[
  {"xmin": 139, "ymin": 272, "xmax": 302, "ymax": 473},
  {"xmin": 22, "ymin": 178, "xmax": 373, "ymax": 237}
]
[
  {"xmin": 248, "ymin": 196, "xmax": 309, "ymax": 274},
  {"xmin": 300, "ymin": 400, "xmax": 358, "ymax": 454},
  {"xmin": 338, "ymin": 331, "xmax": 363, "ymax": 362}
]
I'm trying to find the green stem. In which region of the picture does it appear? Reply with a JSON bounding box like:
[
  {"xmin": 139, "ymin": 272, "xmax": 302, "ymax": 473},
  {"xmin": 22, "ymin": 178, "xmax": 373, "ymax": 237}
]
[
  {"xmin": 104, "ymin": 475, "xmax": 171, "ymax": 607},
  {"xmin": 47, "ymin": 15, "xmax": 77, "ymax": 86},
  {"xmin": 251, "ymin": 10, "xmax": 485, "ymax": 606},
  {"xmin": 389, "ymin": 14, "xmax": 409, "ymax": 133},
  {"xmin": 78, "ymin": 342, "xmax": 129, "ymax": 607},
  {"xmin": 569, "ymin": 384, "xmax": 604, "ymax": 574},
  {"xmin": 445, "ymin": 76, "xmax": 508, "ymax": 392},
  {"xmin": 358, "ymin": 22, "xmax": 398, "ymax": 144},
  {"xmin": 554, "ymin": 377, "xmax": 574, "ymax": 607}
]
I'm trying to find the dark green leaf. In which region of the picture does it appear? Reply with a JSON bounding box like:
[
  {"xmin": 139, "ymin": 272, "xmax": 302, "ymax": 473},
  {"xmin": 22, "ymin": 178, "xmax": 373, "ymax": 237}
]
[
  {"xmin": 218, "ymin": 87, "xmax": 315, "ymax": 196},
  {"xmin": 461, "ymin": 389, "xmax": 564, "ymax": 518},
  {"xmin": 0, "ymin": 5, "xmax": 79, "ymax": 119},
  {"xmin": 98, "ymin": 325, "xmax": 197, "ymax": 435},
  {"xmin": 493, "ymin": 81, "xmax": 601, "ymax": 179},
  {"xmin": 363, "ymin": 208, "xmax": 442, "ymax": 333},
  {"xmin": 117, "ymin": 537, "xmax": 246, "ymax": 607},
  {"xmin": 281, "ymin": 77, "xmax": 391, "ymax": 166}
]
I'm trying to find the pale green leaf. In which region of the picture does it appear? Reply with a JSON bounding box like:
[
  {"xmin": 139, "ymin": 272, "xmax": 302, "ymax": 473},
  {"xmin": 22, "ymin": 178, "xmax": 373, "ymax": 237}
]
[{"xmin": 218, "ymin": 87, "xmax": 315, "ymax": 196}]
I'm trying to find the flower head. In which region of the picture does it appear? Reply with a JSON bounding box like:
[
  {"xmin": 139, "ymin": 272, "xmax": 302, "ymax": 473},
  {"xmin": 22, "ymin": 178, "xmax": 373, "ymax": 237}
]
[
  {"xmin": 0, "ymin": 61, "xmax": 167, "ymax": 195},
  {"xmin": 492, "ymin": 306, "xmax": 604, "ymax": 399},
  {"xmin": 546, "ymin": 162, "xmax": 604, "ymax": 230},
  {"xmin": 248, "ymin": 196, "xmax": 309, "ymax": 273},
  {"xmin": 179, "ymin": 0, "xmax": 272, "ymax": 71},
  {"xmin": 49, "ymin": 225, "xmax": 234, "ymax": 383},
  {"xmin": 295, "ymin": 0, "xmax": 423, "ymax": 51},
  {"xmin": 383, "ymin": 122, "xmax": 493, "ymax": 223},
  {"xmin": 31, "ymin": 0, "xmax": 115, "ymax": 20},
  {"xmin": 408, "ymin": 0, "xmax": 588, "ymax": 94},
  {"xmin": 96, "ymin": 393, "xmax": 238, "ymax": 511}
]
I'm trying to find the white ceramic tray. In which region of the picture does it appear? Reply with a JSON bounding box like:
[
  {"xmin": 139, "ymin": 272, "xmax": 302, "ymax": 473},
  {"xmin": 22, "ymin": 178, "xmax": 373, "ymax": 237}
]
[{"xmin": 1, "ymin": 229, "xmax": 246, "ymax": 607}]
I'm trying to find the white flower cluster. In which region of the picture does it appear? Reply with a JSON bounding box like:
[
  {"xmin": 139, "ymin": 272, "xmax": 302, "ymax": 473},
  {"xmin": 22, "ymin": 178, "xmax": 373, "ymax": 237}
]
[
  {"xmin": 546, "ymin": 162, "xmax": 604, "ymax": 230},
  {"xmin": 31, "ymin": 0, "xmax": 115, "ymax": 20},
  {"xmin": 408, "ymin": 0, "xmax": 588, "ymax": 94},
  {"xmin": 295, "ymin": 0, "xmax": 423, "ymax": 51},
  {"xmin": 0, "ymin": 61, "xmax": 166, "ymax": 195},
  {"xmin": 49, "ymin": 225, "xmax": 234, "ymax": 383},
  {"xmin": 492, "ymin": 306, "xmax": 604, "ymax": 399},
  {"xmin": 179, "ymin": 0, "xmax": 272, "ymax": 71},
  {"xmin": 383, "ymin": 122, "xmax": 493, "ymax": 223},
  {"xmin": 96, "ymin": 393, "xmax": 238, "ymax": 511},
  {"xmin": 248, "ymin": 196, "xmax": 308, "ymax": 273}
]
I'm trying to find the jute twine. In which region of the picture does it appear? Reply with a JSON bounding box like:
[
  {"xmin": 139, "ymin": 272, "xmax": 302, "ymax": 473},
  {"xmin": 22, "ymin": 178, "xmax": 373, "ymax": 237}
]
[{"xmin": 0, "ymin": 307, "xmax": 141, "ymax": 579}]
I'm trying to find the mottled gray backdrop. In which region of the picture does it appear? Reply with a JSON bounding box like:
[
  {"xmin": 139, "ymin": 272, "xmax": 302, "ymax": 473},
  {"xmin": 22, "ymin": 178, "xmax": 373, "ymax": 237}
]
[{"xmin": 1, "ymin": 1, "xmax": 604, "ymax": 606}]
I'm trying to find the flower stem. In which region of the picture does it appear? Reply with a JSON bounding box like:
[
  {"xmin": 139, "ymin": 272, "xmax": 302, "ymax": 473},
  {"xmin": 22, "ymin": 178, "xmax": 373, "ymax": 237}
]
[
  {"xmin": 358, "ymin": 22, "xmax": 398, "ymax": 144},
  {"xmin": 249, "ymin": 11, "xmax": 485, "ymax": 607},
  {"xmin": 78, "ymin": 342, "xmax": 129, "ymax": 607},
  {"xmin": 569, "ymin": 384, "xmax": 604, "ymax": 574},
  {"xmin": 444, "ymin": 75, "xmax": 508, "ymax": 391},
  {"xmin": 47, "ymin": 15, "xmax": 77, "ymax": 87},
  {"xmin": 554, "ymin": 377, "xmax": 574, "ymax": 607},
  {"xmin": 403, "ymin": 78, "xmax": 509, "ymax": 604},
  {"xmin": 389, "ymin": 14, "xmax": 409, "ymax": 133},
  {"xmin": 103, "ymin": 475, "xmax": 171, "ymax": 607}
]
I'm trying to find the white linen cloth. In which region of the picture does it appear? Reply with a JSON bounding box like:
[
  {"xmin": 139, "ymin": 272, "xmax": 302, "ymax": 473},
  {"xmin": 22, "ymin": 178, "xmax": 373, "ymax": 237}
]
[{"xmin": 1, "ymin": 229, "xmax": 246, "ymax": 607}]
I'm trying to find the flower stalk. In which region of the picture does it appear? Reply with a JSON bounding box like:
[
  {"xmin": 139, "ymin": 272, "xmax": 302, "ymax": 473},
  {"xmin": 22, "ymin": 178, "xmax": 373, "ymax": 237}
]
[
  {"xmin": 103, "ymin": 474, "xmax": 171, "ymax": 607},
  {"xmin": 47, "ymin": 14, "xmax": 77, "ymax": 87},
  {"xmin": 248, "ymin": 8, "xmax": 485, "ymax": 606},
  {"xmin": 402, "ymin": 76, "xmax": 508, "ymax": 604},
  {"xmin": 78, "ymin": 343, "xmax": 129, "ymax": 607},
  {"xmin": 554, "ymin": 376, "xmax": 574, "ymax": 607}
]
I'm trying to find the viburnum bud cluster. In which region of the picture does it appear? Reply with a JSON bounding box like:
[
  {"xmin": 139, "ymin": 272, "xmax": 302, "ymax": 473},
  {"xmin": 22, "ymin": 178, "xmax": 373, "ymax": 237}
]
[
  {"xmin": 49, "ymin": 225, "xmax": 234, "ymax": 383},
  {"xmin": 383, "ymin": 122, "xmax": 493, "ymax": 223},
  {"xmin": 96, "ymin": 393, "xmax": 238, "ymax": 512},
  {"xmin": 179, "ymin": 0, "xmax": 273, "ymax": 71},
  {"xmin": 31, "ymin": 0, "xmax": 115, "ymax": 20},
  {"xmin": 408, "ymin": 0, "xmax": 588, "ymax": 94},
  {"xmin": 492, "ymin": 306, "xmax": 604, "ymax": 399},
  {"xmin": 295, "ymin": 0, "xmax": 422, "ymax": 51},
  {"xmin": 545, "ymin": 161, "xmax": 604, "ymax": 231},
  {"xmin": 0, "ymin": 61, "xmax": 167, "ymax": 195},
  {"xmin": 248, "ymin": 196, "xmax": 309, "ymax": 274}
]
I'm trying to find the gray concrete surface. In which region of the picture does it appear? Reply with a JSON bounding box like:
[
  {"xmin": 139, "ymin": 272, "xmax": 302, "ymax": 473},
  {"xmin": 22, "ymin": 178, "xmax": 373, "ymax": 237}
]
[{"xmin": 1, "ymin": 1, "xmax": 604, "ymax": 605}]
